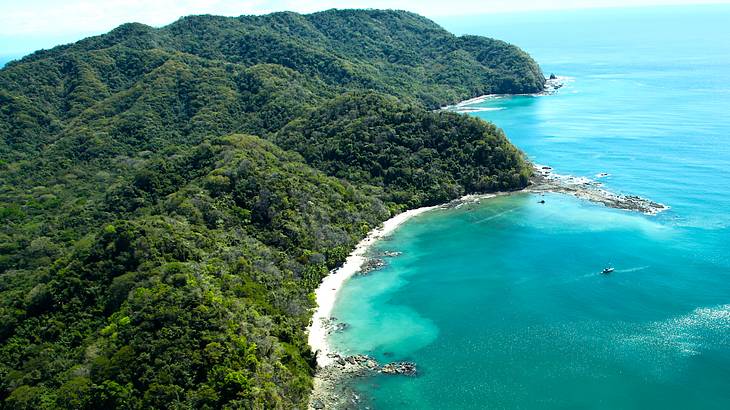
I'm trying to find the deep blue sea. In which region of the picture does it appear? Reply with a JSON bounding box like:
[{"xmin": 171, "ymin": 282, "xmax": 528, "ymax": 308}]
[{"xmin": 329, "ymin": 5, "xmax": 730, "ymax": 409}]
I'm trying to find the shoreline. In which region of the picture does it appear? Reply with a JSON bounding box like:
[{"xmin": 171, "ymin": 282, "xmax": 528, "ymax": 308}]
[
  {"xmin": 307, "ymin": 204, "xmax": 439, "ymax": 368},
  {"xmin": 307, "ymin": 192, "xmax": 506, "ymax": 368},
  {"xmin": 439, "ymin": 75, "xmax": 568, "ymax": 112},
  {"xmin": 306, "ymin": 174, "xmax": 667, "ymax": 408},
  {"xmin": 307, "ymin": 76, "xmax": 669, "ymax": 408},
  {"xmin": 306, "ymin": 193, "xmax": 503, "ymax": 409},
  {"xmin": 307, "ymin": 192, "xmax": 508, "ymax": 368},
  {"xmin": 307, "ymin": 170, "xmax": 668, "ymax": 360}
]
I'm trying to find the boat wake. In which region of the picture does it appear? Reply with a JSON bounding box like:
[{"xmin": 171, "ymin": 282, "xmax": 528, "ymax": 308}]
[
  {"xmin": 571, "ymin": 265, "xmax": 649, "ymax": 281},
  {"xmin": 615, "ymin": 265, "xmax": 650, "ymax": 273},
  {"xmin": 472, "ymin": 208, "xmax": 516, "ymax": 224}
]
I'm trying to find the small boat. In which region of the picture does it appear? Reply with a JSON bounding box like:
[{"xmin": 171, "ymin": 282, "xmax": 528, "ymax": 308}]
[
  {"xmin": 538, "ymin": 200, "xmax": 546, "ymax": 204},
  {"xmin": 601, "ymin": 267, "xmax": 615, "ymax": 274}
]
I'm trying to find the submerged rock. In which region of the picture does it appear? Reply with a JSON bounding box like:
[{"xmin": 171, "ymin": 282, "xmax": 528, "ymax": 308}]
[
  {"xmin": 331, "ymin": 322, "xmax": 349, "ymax": 333},
  {"xmin": 321, "ymin": 317, "xmax": 350, "ymax": 335}
]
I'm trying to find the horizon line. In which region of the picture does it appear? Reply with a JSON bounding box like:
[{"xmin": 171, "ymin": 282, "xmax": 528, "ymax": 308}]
[{"xmin": 1, "ymin": 2, "xmax": 730, "ymax": 61}]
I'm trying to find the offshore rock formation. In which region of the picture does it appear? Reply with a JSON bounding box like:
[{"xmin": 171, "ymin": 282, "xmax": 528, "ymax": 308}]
[{"xmin": 529, "ymin": 165, "xmax": 669, "ymax": 215}]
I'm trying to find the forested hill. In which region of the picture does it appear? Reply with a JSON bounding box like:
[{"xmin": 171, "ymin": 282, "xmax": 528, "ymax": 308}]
[
  {"xmin": 12, "ymin": 9, "xmax": 543, "ymax": 107},
  {"xmin": 0, "ymin": 9, "xmax": 540, "ymax": 409}
]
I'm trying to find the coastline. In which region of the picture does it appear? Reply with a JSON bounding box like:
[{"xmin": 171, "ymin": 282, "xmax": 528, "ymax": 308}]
[
  {"xmin": 306, "ymin": 193, "xmax": 502, "ymax": 409},
  {"xmin": 307, "ymin": 79, "xmax": 669, "ymax": 407},
  {"xmin": 528, "ymin": 164, "xmax": 669, "ymax": 215},
  {"xmin": 307, "ymin": 192, "xmax": 510, "ymax": 368},
  {"xmin": 439, "ymin": 76, "xmax": 568, "ymax": 112},
  {"xmin": 307, "ymin": 204, "xmax": 439, "ymax": 368},
  {"xmin": 306, "ymin": 176, "xmax": 667, "ymax": 408}
]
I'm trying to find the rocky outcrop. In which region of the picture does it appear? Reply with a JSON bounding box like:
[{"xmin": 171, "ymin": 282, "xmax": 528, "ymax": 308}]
[
  {"xmin": 542, "ymin": 76, "xmax": 564, "ymax": 94},
  {"xmin": 323, "ymin": 353, "xmax": 417, "ymax": 376},
  {"xmin": 319, "ymin": 317, "xmax": 350, "ymax": 335},
  {"xmin": 356, "ymin": 251, "xmax": 404, "ymax": 278},
  {"xmin": 308, "ymin": 353, "xmax": 419, "ymax": 409},
  {"xmin": 356, "ymin": 258, "xmax": 386, "ymax": 276},
  {"xmin": 530, "ymin": 164, "xmax": 669, "ymax": 215}
]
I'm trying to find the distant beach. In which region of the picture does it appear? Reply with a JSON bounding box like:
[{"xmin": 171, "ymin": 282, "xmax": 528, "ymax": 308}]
[{"xmin": 439, "ymin": 75, "xmax": 568, "ymax": 112}]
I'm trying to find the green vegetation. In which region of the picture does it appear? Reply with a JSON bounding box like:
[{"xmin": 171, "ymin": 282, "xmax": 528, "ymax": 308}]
[
  {"xmin": 0, "ymin": 9, "xmax": 540, "ymax": 409},
  {"xmin": 277, "ymin": 91, "xmax": 531, "ymax": 208}
]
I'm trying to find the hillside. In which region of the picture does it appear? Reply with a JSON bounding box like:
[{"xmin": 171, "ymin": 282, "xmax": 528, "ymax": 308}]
[{"xmin": 0, "ymin": 9, "xmax": 540, "ymax": 409}]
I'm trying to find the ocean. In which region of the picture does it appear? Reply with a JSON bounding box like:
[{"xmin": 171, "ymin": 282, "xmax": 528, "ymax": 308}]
[{"xmin": 327, "ymin": 5, "xmax": 730, "ymax": 409}]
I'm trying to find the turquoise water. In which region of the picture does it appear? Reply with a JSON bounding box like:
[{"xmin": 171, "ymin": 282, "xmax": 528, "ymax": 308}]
[
  {"xmin": 0, "ymin": 56, "xmax": 14, "ymax": 68},
  {"xmin": 329, "ymin": 5, "xmax": 730, "ymax": 409}
]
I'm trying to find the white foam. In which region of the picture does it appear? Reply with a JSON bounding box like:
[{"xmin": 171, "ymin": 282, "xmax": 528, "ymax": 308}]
[{"xmin": 615, "ymin": 265, "xmax": 650, "ymax": 273}]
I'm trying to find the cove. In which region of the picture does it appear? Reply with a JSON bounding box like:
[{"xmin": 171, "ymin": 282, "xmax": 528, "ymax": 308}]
[{"xmin": 328, "ymin": 5, "xmax": 730, "ymax": 409}]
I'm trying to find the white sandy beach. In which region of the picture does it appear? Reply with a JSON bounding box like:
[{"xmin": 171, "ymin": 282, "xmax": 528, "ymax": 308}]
[
  {"xmin": 305, "ymin": 177, "xmax": 665, "ymax": 410},
  {"xmin": 307, "ymin": 204, "xmax": 439, "ymax": 367},
  {"xmin": 306, "ymin": 163, "xmax": 669, "ymax": 368},
  {"xmin": 307, "ymin": 193, "xmax": 504, "ymax": 368},
  {"xmin": 439, "ymin": 75, "xmax": 570, "ymax": 112}
]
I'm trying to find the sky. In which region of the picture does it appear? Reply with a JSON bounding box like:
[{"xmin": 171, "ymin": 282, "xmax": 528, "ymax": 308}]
[{"xmin": 1, "ymin": 0, "xmax": 729, "ymax": 59}]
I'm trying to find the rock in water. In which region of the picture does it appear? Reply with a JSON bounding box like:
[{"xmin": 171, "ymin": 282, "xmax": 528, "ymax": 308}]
[
  {"xmin": 357, "ymin": 258, "xmax": 386, "ymax": 275},
  {"xmin": 381, "ymin": 361, "xmax": 418, "ymax": 376}
]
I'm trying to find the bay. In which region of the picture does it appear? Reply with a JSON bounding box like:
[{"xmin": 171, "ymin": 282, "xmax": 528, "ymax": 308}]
[{"xmin": 328, "ymin": 5, "xmax": 730, "ymax": 409}]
